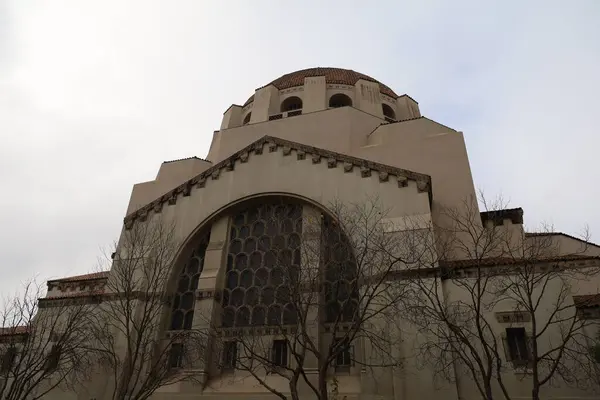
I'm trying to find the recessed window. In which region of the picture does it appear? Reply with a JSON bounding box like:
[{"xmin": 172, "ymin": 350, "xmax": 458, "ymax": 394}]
[
  {"xmin": 1, "ymin": 346, "xmax": 17, "ymax": 372},
  {"xmin": 170, "ymin": 232, "xmax": 210, "ymax": 331},
  {"xmin": 329, "ymin": 93, "xmax": 352, "ymax": 108},
  {"xmin": 271, "ymin": 340, "xmax": 288, "ymax": 367},
  {"xmin": 243, "ymin": 112, "xmax": 251, "ymax": 125},
  {"xmin": 44, "ymin": 345, "xmax": 61, "ymax": 372},
  {"xmin": 333, "ymin": 338, "xmax": 352, "ymax": 369},
  {"xmin": 168, "ymin": 343, "xmax": 184, "ymax": 369},
  {"xmin": 382, "ymin": 104, "xmax": 396, "ymax": 121},
  {"xmin": 222, "ymin": 341, "xmax": 237, "ymax": 370},
  {"xmin": 281, "ymin": 96, "xmax": 303, "ymax": 112},
  {"xmin": 504, "ymin": 327, "xmax": 531, "ymax": 367}
]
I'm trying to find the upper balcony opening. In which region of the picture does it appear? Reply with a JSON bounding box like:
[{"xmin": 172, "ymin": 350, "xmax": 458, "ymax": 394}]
[
  {"xmin": 329, "ymin": 93, "xmax": 353, "ymax": 108},
  {"xmin": 243, "ymin": 112, "xmax": 251, "ymax": 125},
  {"xmin": 382, "ymin": 103, "xmax": 396, "ymax": 122},
  {"xmin": 281, "ymin": 96, "xmax": 303, "ymax": 113}
]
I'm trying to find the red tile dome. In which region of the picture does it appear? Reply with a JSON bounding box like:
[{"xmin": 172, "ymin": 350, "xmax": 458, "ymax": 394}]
[{"xmin": 244, "ymin": 67, "xmax": 397, "ymax": 106}]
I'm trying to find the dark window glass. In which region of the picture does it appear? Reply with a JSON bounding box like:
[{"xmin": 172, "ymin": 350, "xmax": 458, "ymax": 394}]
[
  {"xmin": 505, "ymin": 327, "xmax": 530, "ymax": 366},
  {"xmin": 222, "ymin": 202, "xmax": 302, "ymax": 327},
  {"xmin": 1, "ymin": 346, "xmax": 17, "ymax": 372},
  {"xmin": 44, "ymin": 345, "xmax": 61, "ymax": 372},
  {"xmin": 223, "ymin": 341, "xmax": 237, "ymax": 370},
  {"xmin": 334, "ymin": 338, "xmax": 352, "ymax": 368},
  {"xmin": 170, "ymin": 232, "xmax": 210, "ymax": 330},
  {"xmin": 271, "ymin": 340, "xmax": 288, "ymax": 367},
  {"xmin": 168, "ymin": 343, "xmax": 184, "ymax": 369}
]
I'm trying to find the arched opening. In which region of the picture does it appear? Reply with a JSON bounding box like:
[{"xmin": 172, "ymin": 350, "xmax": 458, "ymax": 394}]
[
  {"xmin": 280, "ymin": 96, "xmax": 303, "ymax": 112},
  {"xmin": 382, "ymin": 104, "xmax": 396, "ymax": 121},
  {"xmin": 217, "ymin": 197, "xmax": 358, "ymax": 329},
  {"xmin": 169, "ymin": 231, "xmax": 210, "ymax": 331},
  {"xmin": 242, "ymin": 112, "xmax": 251, "ymax": 125},
  {"xmin": 329, "ymin": 93, "xmax": 353, "ymax": 108}
]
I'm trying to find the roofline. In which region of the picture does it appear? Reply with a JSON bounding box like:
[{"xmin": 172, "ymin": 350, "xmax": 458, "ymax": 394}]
[
  {"xmin": 223, "ymin": 103, "xmax": 243, "ymax": 114},
  {"xmin": 124, "ymin": 135, "xmax": 432, "ymax": 225},
  {"xmin": 441, "ymin": 254, "xmax": 600, "ymax": 269},
  {"xmin": 525, "ymin": 232, "xmax": 600, "ymax": 249},
  {"xmin": 398, "ymin": 94, "xmax": 419, "ymax": 104},
  {"xmin": 163, "ymin": 156, "xmax": 212, "ymax": 164},
  {"xmin": 47, "ymin": 272, "xmax": 109, "ymax": 284}
]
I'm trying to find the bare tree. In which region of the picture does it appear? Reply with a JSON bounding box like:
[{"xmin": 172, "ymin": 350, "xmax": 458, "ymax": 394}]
[
  {"xmin": 0, "ymin": 279, "xmax": 96, "ymax": 400},
  {"xmin": 92, "ymin": 217, "xmax": 209, "ymax": 400},
  {"xmin": 204, "ymin": 197, "xmax": 417, "ymax": 400},
  {"xmin": 408, "ymin": 195, "xmax": 599, "ymax": 400}
]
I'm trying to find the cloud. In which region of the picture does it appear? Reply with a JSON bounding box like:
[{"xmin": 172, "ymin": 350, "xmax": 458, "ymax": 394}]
[{"xmin": 1, "ymin": 0, "xmax": 599, "ymax": 295}]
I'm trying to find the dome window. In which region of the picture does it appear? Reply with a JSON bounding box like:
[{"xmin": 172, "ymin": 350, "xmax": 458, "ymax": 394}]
[
  {"xmin": 382, "ymin": 104, "xmax": 396, "ymax": 122},
  {"xmin": 243, "ymin": 112, "xmax": 251, "ymax": 125},
  {"xmin": 280, "ymin": 96, "xmax": 303, "ymax": 112},
  {"xmin": 329, "ymin": 94, "xmax": 352, "ymax": 108}
]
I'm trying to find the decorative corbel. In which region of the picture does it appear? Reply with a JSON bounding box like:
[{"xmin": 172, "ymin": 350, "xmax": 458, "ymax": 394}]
[
  {"xmin": 138, "ymin": 209, "xmax": 148, "ymax": 222},
  {"xmin": 253, "ymin": 142, "xmax": 263, "ymax": 155},
  {"xmin": 311, "ymin": 154, "xmax": 321, "ymax": 164},
  {"xmin": 225, "ymin": 159, "xmax": 234, "ymax": 171},
  {"xmin": 282, "ymin": 146, "xmax": 292, "ymax": 156},
  {"xmin": 268, "ymin": 142, "xmax": 278, "ymax": 153},
  {"xmin": 297, "ymin": 150, "xmax": 306, "ymax": 160},
  {"xmin": 124, "ymin": 218, "xmax": 134, "ymax": 230},
  {"xmin": 397, "ymin": 176, "xmax": 408, "ymax": 188},
  {"xmin": 153, "ymin": 201, "xmax": 163, "ymax": 213},
  {"xmin": 343, "ymin": 162, "xmax": 353, "ymax": 173},
  {"xmin": 211, "ymin": 169, "xmax": 220, "ymax": 180},
  {"xmin": 379, "ymin": 171, "xmax": 389, "ymax": 182},
  {"xmin": 196, "ymin": 177, "xmax": 206, "ymax": 188},
  {"xmin": 327, "ymin": 158, "xmax": 337, "ymax": 168},
  {"xmin": 360, "ymin": 165, "xmax": 371, "ymax": 178},
  {"xmin": 168, "ymin": 193, "xmax": 177, "ymax": 205},
  {"xmin": 183, "ymin": 182, "xmax": 192, "ymax": 197},
  {"xmin": 417, "ymin": 180, "xmax": 429, "ymax": 193},
  {"xmin": 239, "ymin": 151, "xmax": 249, "ymax": 163}
]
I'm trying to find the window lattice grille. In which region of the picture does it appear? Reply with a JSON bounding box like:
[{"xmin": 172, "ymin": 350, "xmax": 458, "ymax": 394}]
[
  {"xmin": 170, "ymin": 232, "xmax": 210, "ymax": 330},
  {"xmin": 222, "ymin": 203, "xmax": 302, "ymax": 327}
]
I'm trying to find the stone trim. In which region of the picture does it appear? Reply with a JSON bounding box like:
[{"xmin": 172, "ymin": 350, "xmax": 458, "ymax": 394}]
[
  {"xmin": 123, "ymin": 135, "xmax": 432, "ymax": 228},
  {"xmin": 480, "ymin": 208, "xmax": 524, "ymax": 226}
]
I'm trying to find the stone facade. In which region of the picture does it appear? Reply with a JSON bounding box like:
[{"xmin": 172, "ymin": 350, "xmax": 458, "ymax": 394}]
[{"xmin": 7, "ymin": 68, "xmax": 600, "ymax": 400}]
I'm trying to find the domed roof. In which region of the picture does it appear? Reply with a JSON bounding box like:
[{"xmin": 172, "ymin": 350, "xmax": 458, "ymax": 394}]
[{"xmin": 244, "ymin": 67, "xmax": 398, "ymax": 106}]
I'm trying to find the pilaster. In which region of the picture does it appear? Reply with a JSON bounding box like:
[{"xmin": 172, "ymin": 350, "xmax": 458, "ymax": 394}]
[
  {"xmin": 354, "ymin": 79, "xmax": 384, "ymax": 118},
  {"xmin": 302, "ymin": 76, "xmax": 327, "ymax": 113},
  {"xmin": 221, "ymin": 104, "xmax": 243, "ymax": 129},
  {"xmin": 250, "ymin": 85, "xmax": 280, "ymax": 123}
]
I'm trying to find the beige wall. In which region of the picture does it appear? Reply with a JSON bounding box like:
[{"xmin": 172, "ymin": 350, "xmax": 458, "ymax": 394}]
[
  {"xmin": 127, "ymin": 157, "xmax": 213, "ymax": 215},
  {"xmin": 38, "ymin": 74, "xmax": 600, "ymax": 400}
]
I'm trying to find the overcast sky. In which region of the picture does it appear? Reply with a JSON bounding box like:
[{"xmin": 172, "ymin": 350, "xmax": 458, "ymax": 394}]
[{"xmin": 1, "ymin": 1, "xmax": 599, "ymax": 295}]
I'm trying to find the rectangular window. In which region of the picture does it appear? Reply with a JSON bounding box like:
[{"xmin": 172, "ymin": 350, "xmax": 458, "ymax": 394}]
[
  {"xmin": 44, "ymin": 345, "xmax": 61, "ymax": 372},
  {"xmin": 504, "ymin": 327, "xmax": 531, "ymax": 366},
  {"xmin": 271, "ymin": 340, "xmax": 288, "ymax": 367},
  {"xmin": 222, "ymin": 341, "xmax": 237, "ymax": 371},
  {"xmin": 1, "ymin": 346, "xmax": 17, "ymax": 373},
  {"xmin": 168, "ymin": 343, "xmax": 184, "ymax": 369},
  {"xmin": 334, "ymin": 338, "xmax": 352, "ymax": 369}
]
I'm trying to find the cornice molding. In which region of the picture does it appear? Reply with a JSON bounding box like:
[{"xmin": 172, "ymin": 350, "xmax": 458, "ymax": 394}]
[{"xmin": 123, "ymin": 135, "xmax": 432, "ymax": 229}]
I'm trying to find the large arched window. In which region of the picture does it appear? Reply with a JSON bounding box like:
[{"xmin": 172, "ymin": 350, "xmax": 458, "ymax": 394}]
[
  {"xmin": 329, "ymin": 93, "xmax": 353, "ymax": 108},
  {"xmin": 382, "ymin": 104, "xmax": 396, "ymax": 121},
  {"xmin": 170, "ymin": 232, "xmax": 210, "ymax": 331},
  {"xmin": 280, "ymin": 96, "xmax": 303, "ymax": 112},
  {"xmin": 218, "ymin": 198, "xmax": 359, "ymax": 329},
  {"xmin": 222, "ymin": 201, "xmax": 302, "ymax": 327},
  {"xmin": 322, "ymin": 215, "xmax": 358, "ymax": 323}
]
